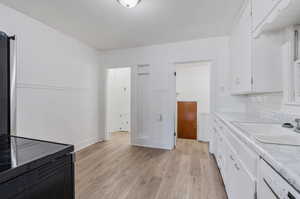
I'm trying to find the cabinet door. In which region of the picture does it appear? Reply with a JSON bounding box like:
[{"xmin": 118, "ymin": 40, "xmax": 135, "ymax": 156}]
[
  {"xmin": 230, "ymin": 1, "xmax": 252, "ymax": 94},
  {"xmin": 226, "ymin": 146, "xmax": 238, "ymax": 199},
  {"xmin": 235, "ymin": 160, "xmax": 256, "ymax": 199},
  {"xmin": 218, "ymin": 136, "xmax": 226, "ymax": 176},
  {"xmin": 238, "ymin": 1, "xmax": 253, "ymax": 93},
  {"xmin": 210, "ymin": 126, "xmax": 218, "ymax": 154},
  {"xmin": 226, "ymin": 145, "xmax": 256, "ymax": 199},
  {"xmin": 230, "ymin": 24, "xmax": 241, "ymax": 94},
  {"xmin": 252, "ymin": 32, "xmax": 283, "ymax": 93}
]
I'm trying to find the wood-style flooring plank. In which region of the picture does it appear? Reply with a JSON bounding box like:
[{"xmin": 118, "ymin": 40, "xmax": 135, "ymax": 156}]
[{"xmin": 75, "ymin": 132, "xmax": 227, "ymax": 199}]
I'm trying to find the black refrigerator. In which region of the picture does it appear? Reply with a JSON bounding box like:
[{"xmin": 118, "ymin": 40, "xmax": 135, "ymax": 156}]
[
  {"xmin": 0, "ymin": 31, "xmax": 75, "ymax": 199},
  {"xmin": 0, "ymin": 32, "xmax": 10, "ymax": 136},
  {"xmin": 0, "ymin": 31, "xmax": 14, "ymax": 172},
  {"xmin": 0, "ymin": 31, "xmax": 15, "ymax": 137}
]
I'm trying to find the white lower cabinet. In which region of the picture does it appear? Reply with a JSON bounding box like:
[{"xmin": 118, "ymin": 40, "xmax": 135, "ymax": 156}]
[
  {"xmin": 211, "ymin": 116, "xmax": 257, "ymax": 199},
  {"xmin": 224, "ymin": 138, "xmax": 256, "ymax": 199},
  {"xmin": 258, "ymin": 159, "xmax": 300, "ymax": 199},
  {"xmin": 211, "ymin": 115, "xmax": 300, "ymax": 199},
  {"xmin": 232, "ymin": 159, "xmax": 256, "ymax": 199},
  {"xmin": 224, "ymin": 141, "xmax": 238, "ymax": 199}
]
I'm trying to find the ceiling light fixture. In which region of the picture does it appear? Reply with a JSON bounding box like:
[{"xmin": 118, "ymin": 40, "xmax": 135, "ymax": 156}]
[{"xmin": 117, "ymin": 0, "xmax": 141, "ymax": 8}]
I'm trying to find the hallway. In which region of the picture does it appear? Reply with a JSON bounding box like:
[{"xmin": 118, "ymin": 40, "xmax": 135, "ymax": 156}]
[{"xmin": 75, "ymin": 132, "xmax": 227, "ymax": 199}]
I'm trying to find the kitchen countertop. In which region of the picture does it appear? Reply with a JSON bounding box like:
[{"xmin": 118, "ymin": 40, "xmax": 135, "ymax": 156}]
[
  {"xmin": 0, "ymin": 135, "xmax": 74, "ymax": 184},
  {"xmin": 215, "ymin": 112, "xmax": 300, "ymax": 192}
]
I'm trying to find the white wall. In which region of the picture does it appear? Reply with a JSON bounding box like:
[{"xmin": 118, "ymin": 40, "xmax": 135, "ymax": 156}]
[
  {"xmin": 176, "ymin": 62, "xmax": 211, "ymax": 141},
  {"xmin": 106, "ymin": 68, "xmax": 131, "ymax": 134},
  {"xmin": 0, "ymin": 4, "xmax": 105, "ymax": 150},
  {"xmin": 100, "ymin": 37, "xmax": 247, "ymax": 148},
  {"xmin": 176, "ymin": 62, "xmax": 211, "ymax": 113}
]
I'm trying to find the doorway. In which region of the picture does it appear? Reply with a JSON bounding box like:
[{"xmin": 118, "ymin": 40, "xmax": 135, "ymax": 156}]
[
  {"xmin": 105, "ymin": 67, "xmax": 131, "ymax": 143},
  {"xmin": 175, "ymin": 61, "xmax": 211, "ymax": 141}
]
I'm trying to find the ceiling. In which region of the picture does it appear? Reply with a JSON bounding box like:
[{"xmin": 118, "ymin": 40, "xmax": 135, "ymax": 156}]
[{"xmin": 0, "ymin": 0, "xmax": 245, "ymax": 50}]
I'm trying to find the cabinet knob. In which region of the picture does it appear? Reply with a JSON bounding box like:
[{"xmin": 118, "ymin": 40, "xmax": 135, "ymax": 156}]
[
  {"xmin": 230, "ymin": 155, "xmax": 235, "ymax": 161},
  {"xmin": 234, "ymin": 163, "xmax": 240, "ymax": 170}
]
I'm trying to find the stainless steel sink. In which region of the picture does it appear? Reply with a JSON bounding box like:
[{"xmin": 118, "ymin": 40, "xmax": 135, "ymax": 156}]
[{"xmin": 232, "ymin": 122, "xmax": 300, "ymax": 146}]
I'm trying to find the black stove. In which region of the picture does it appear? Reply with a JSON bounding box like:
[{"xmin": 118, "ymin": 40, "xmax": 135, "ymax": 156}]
[
  {"xmin": 0, "ymin": 136, "xmax": 11, "ymax": 172},
  {"xmin": 0, "ymin": 135, "xmax": 73, "ymax": 183}
]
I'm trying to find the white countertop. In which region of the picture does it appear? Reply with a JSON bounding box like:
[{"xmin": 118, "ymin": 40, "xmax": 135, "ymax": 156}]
[{"xmin": 216, "ymin": 112, "xmax": 300, "ymax": 192}]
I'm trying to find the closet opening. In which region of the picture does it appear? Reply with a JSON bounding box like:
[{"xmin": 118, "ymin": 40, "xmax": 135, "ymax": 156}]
[{"xmin": 105, "ymin": 67, "xmax": 131, "ymax": 144}]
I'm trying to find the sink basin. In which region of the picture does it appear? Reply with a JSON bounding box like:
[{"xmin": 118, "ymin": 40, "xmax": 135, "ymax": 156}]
[
  {"xmin": 233, "ymin": 122, "xmax": 300, "ymax": 146},
  {"xmin": 255, "ymin": 134, "xmax": 300, "ymax": 146}
]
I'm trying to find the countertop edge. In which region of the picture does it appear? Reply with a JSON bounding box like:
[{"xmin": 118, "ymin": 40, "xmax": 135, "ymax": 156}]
[{"xmin": 214, "ymin": 112, "xmax": 300, "ymax": 193}]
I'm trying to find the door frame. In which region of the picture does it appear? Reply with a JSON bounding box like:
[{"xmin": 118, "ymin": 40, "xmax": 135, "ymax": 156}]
[
  {"xmin": 104, "ymin": 66, "xmax": 133, "ymax": 143},
  {"xmin": 171, "ymin": 60, "xmax": 214, "ymax": 144}
]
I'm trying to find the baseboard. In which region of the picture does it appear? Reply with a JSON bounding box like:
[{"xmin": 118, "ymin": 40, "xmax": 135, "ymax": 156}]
[
  {"xmin": 131, "ymin": 143, "xmax": 173, "ymax": 150},
  {"xmin": 198, "ymin": 138, "xmax": 209, "ymax": 142},
  {"xmin": 75, "ymin": 137, "xmax": 104, "ymax": 151}
]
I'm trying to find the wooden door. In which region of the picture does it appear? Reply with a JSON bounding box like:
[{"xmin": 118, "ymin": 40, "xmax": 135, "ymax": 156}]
[{"xmin": 177, "ymin": 102, "xmax": 197, "ymax": 139}]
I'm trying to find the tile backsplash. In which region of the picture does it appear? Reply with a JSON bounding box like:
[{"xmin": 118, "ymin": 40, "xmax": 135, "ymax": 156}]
[
  {"xmin": 246, "ymin": 92, "xmax": 300, "ymax": 123},
  {"xmin": 246, "ymin": 93, "xmax": 283, "ymax": 113}
]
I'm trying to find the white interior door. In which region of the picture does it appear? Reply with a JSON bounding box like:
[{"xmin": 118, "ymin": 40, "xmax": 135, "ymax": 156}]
[{"xmin": 131, "ymin": 64, "xmax": 173, "ymax": 149}]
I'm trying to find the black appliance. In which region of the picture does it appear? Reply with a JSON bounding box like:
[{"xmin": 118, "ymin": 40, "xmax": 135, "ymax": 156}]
[
  {"xmin": 0, "ymin": 32, "xmax": 10, "ymax": 136},
  {"xmin": 0, "ymin": 31, "xmax": 15, "ymax": 137},
  {"xmin": 0, "ymin": 32, "xmax": 15, "ymax": 174},
  {"xmin": 0, "ymin": 31, "xmax": 75, "ymax": 199}
]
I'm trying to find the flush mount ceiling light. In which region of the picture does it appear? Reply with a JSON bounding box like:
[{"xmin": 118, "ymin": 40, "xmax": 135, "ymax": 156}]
[{"xmin": 117, "ymin": 0, "xmax": 141, "ymax": 8}]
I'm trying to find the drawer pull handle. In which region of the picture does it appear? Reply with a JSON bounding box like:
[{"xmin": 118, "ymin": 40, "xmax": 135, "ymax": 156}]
[{"xmin": 234, "ymin": 163, "xmax": 240, "ymax": 170}]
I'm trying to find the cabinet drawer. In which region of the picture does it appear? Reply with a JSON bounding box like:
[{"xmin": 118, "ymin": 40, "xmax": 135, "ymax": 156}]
[
  {"xmin": 0, "ymin": 174, "xmax": 28, "ymax": 199},
  {"xmin": 225, "ymin": 127, "xmax": 258, "ymax": 177},
  {"xmin": 259, "ymin": 159, "xmax": 300, "ymax": 199},
  {"xmin": 225, "ymin": 140, "xmax": 256, "ymax": 199}
]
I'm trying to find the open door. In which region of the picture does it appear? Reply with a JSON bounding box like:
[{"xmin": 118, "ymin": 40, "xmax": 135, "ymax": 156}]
[{"xmin": 131, "ymin": 64, "xmax": 173, "ymax": 149}]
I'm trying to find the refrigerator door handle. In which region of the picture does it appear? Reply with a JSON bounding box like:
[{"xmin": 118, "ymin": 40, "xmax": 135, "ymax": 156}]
[{"xmin": 10, "ymin": 36, "xmax": 17, "ymax": 136}]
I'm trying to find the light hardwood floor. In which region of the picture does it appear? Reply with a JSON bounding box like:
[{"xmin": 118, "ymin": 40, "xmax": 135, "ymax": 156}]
[{"xmin": 75, "ymin": 132, "xmax": 227, "ymax": 199}]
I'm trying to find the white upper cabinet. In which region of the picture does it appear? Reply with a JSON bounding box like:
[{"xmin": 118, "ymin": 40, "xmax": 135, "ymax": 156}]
[
  {"xmin": 230, "ymin": 0, "xmax": 283, "ymax": 95},
  {"xmin": 252, "ymin": 0, "xmax": 300, "ymax": 37},
  {"xmin": 230, "ymin": 1, "xmax": 252, "ymax": 94},
  {"xmin": 282, "ymin": 26, "xmax": 300, "ymax": 105},
  {"xmin": 252, "ymin": 0, "xmax": 282, "ymax": 32},
  {"xmin": 252, "ymin": 32, "xmax": 283, "ymax": 93}
]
